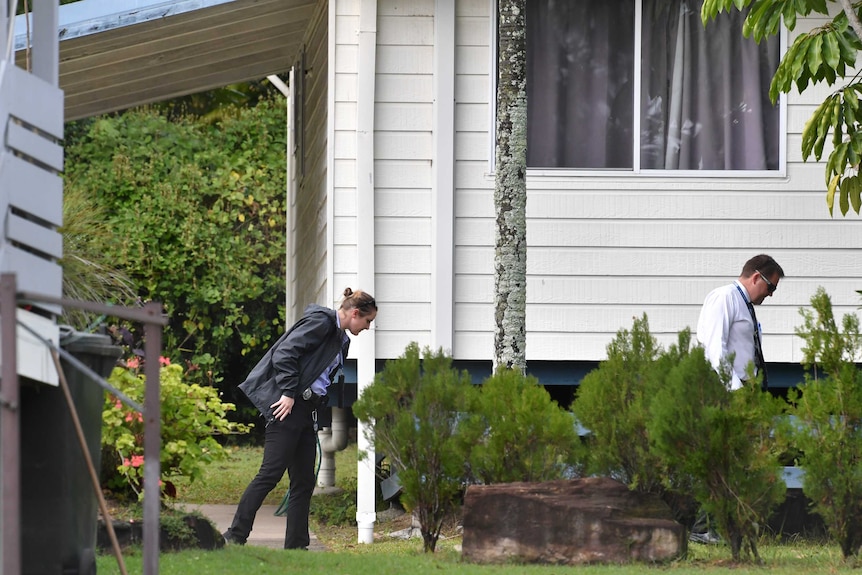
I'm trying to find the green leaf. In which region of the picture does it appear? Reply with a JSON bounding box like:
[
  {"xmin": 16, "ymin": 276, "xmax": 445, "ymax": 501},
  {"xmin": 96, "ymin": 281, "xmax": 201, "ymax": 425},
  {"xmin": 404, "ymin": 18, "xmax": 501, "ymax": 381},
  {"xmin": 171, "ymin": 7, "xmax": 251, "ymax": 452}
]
[
  {"xmin": 833, "ymin": 117, "xmax": 844, "ymax": 150},
  {"xmin": 782, "ymin": 4, "xmax": 797, "ymax": 31},
  {"xmin": 849, "ymin": 176, "xmax": 862, "ymax": 214},
  {"xmin": 823, "ymin": 32, "xmax": 840, "ymax": 70},
  {"xmin": 802, "ymin": 101, "xmax": 826, "ymax": 159},
  {"xmin": 840, "ymin": 180, "xmax": 851, "ymax": 215},
  {"xmin": 768, "ymin": 6, "xmax": 793, "ymax": 42},
  {"xmin": 808, "ymin": 0, "xmax": 828, "ymax": 14},
  {"xmin": 807, "ymin": 34, "xmax": 824, "ymax": 77}
]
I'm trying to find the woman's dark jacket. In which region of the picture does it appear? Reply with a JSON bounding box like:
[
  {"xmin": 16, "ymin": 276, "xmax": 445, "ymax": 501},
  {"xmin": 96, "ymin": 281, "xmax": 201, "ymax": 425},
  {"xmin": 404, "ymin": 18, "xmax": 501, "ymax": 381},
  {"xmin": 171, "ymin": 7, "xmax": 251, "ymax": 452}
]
[{"xmin": 239, "ymin": 304, "xmax": 348, "ymax": 421}]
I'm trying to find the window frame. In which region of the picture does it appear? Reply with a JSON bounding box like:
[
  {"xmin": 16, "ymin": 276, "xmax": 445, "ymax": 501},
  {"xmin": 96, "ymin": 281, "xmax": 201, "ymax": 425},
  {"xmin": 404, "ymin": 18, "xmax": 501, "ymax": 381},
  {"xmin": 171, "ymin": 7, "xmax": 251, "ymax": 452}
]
[{"xmin": 489, "ymin": 0, "xmax": 788, "ymax": 179}]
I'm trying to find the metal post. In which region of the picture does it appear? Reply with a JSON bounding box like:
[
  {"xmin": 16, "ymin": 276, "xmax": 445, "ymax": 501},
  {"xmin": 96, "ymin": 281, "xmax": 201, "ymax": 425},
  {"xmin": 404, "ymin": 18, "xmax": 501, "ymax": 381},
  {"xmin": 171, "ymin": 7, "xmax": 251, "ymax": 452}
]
[
  {"xmin": 0, "ymin": 273, "xmax": 20, "ymax": 575},
  {"xmin": 142, "ymin": 302, "xmax": 162, "ymax": 575}
]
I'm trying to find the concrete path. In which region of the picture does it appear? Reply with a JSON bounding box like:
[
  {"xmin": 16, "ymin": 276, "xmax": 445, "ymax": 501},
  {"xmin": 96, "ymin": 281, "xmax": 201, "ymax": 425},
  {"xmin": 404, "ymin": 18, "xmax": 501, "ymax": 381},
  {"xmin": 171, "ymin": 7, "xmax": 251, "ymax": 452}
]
[{"xmin": 177, "ymin": 503, "xmax": 327, "ymax": 551}]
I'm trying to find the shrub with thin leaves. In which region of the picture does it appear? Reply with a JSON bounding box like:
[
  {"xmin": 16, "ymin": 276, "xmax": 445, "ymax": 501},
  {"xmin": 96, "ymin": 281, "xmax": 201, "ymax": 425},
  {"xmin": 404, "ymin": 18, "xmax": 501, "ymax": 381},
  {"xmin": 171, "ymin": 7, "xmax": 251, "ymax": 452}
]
[
  {"xmin": 101, "ymin": 358, "xmax": 251, "ymax": 501},
  {"xmin": 649, "ymin": 347, "xmax": 786, "ymax": 563},
  {"xmin": 352, "ymin": 343, "xmax": 475, "ymax": 552},
  {"xmin": 781, "ymin": 287, "xmax": 862, "ymax": 558},
  {"xmin": 572, "ymin": 315, "xmax": 691, "ymax": 500},
  {"xmin": 463, "ymin": 367, "xmax": 584, "ymax": 484}
]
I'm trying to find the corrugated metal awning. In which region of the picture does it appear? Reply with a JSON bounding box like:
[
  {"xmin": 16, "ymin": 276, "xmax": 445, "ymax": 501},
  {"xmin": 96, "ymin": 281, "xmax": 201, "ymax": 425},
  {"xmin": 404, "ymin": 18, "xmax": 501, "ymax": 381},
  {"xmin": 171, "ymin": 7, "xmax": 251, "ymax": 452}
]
[{"xmin": 14, "ymin": 0, "xmax": 316, "ymax": 121}]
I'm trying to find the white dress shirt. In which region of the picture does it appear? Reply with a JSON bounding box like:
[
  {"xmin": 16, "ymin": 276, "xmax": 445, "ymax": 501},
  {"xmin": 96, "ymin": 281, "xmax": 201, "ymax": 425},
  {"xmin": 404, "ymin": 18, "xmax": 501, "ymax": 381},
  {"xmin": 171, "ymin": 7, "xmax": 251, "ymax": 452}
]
[{"xmin": 696, "ymin": 281, "xmax": 758, "ymax": 390}]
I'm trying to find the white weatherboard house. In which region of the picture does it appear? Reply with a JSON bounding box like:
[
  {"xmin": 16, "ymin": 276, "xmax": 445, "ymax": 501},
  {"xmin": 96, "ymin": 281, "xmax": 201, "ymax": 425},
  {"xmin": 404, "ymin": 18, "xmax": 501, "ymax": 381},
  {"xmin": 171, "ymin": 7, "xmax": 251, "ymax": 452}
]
[{"xmin": 15, "ymin": 0, "xmax": 861, "ymax": 541}]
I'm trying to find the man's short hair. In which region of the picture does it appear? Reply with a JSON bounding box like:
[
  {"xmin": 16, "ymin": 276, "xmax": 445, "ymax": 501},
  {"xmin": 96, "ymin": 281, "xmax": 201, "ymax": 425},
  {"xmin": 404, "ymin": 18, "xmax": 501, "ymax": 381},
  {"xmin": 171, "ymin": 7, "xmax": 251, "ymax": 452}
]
[{"xmin": 741, "ymin": 254, "xmax": 784, "ymax": 279}]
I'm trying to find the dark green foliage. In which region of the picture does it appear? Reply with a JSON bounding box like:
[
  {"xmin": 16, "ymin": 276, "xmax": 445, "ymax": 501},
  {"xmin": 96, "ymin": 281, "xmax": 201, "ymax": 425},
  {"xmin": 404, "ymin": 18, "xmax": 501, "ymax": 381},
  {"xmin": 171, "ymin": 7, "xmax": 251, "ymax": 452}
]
[
  {"xmin": 63, "ymin": 98, "xmax": 287, "ymax": 385},
  {"xmin": 649, "ymin": 347, "xmax": 786, "ymax": 562},
  {"xmin": 781, "ymin": 287, "xmax": 862, "ymax": 558},
  {"xmin": 311, "ymin": 477, "xmax": 358, "ymax": 527},
  {"xmin": 463, "ymin": 367, "xmax": 584, "ymax": 484},
  {"xmin": 572, "ymin": 315, "xmax": 680, "ymax": 493},
  {"xmin": 352, "ymin": 343, "xmax": 475, "ymax": 552}
]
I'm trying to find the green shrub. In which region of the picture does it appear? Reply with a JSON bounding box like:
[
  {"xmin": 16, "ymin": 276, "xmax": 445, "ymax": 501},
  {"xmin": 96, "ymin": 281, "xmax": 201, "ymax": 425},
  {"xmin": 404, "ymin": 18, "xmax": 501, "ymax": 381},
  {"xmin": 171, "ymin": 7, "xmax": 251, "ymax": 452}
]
[
  {"xmin": 782, "ymin": 287, "xmax": 862, "ymax": 558},
  {"xmin": 463, "ymin": 367, "xmax": 584, "ymax": 484},
  {"xmin": 101, "ymin": 358, "xmax": 252, "ymax": 501},
  {"xmin": 572, "ymin": 315, "xmax": 689, "ymax": 497},
  {"xmin": 311, "ymin": 477, "xmax": 358, "ymax": 527},
  {"xmin": 64, "ymin": 97, "xmax": 288, "ymax": 387},
  {"xmin": 649, "ymin": 347, "xmax": 786, "ymax": 562},
  {"xmin": 352, "ymin": 343, "xmax": 475, "ymax": 552}
]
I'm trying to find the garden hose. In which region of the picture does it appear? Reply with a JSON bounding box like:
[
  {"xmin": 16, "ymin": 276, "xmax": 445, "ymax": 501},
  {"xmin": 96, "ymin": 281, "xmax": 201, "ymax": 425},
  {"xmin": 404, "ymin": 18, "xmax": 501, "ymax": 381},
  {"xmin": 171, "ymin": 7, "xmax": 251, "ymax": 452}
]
[{"xmin": 274, "ymin": 434, "xmax": 322, "ymax": 516}]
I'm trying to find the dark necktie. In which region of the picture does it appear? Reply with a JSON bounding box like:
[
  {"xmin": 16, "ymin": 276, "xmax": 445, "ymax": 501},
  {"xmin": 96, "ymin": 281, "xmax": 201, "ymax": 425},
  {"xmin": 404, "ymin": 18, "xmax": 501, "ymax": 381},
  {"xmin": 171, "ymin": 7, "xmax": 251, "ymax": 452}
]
[{"xmin": 746, "ymin": 301, "xmax": 768, "ymax": 390}]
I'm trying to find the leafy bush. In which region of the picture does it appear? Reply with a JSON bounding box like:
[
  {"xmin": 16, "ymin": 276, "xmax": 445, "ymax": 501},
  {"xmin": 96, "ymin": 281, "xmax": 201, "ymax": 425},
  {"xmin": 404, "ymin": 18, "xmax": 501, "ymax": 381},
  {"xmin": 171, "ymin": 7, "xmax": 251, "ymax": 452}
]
[
  {"xmin": 101, "ymin": 358, "xmax": 251, "ymax": 501},
  {"xmin": 311, "ymin": 477, "xmax": 358, "ymax": 527},
  {"xmin": 352, "ymin": 343, "xmax": 475, "ymax": 552},
  {"xmin": 572, "ymin": 315, "xmax": 693, "ymax": 504},
  {"xmin": 649, "ymin": 347, "xmax": 786, "ymax": 562},
  {"xmin": 64, "ymin": 97, "xmax": 288, "ymax": 388},
  {"xmin": 781, "ymin": 287, "xmax": 862, "ymax": 558},
  {"xmin": 463, "ymin": 367, "xmax": 584, "ymax": 484}
]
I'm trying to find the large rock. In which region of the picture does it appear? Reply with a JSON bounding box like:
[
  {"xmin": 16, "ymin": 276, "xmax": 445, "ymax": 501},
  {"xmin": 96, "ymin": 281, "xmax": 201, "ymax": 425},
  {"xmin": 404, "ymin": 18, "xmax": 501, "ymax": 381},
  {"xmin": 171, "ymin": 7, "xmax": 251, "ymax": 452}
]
[{"xmin": 462, "ymin": 477, "xmax": 686, "ymax": 565}]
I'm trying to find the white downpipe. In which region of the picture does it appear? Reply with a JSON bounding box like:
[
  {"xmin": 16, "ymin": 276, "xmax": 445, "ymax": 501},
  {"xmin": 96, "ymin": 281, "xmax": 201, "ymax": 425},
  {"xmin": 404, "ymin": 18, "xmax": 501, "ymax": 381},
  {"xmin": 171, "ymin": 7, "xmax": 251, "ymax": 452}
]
[
  {"xmin": 354, "ymin": 0, "xmax": 377, "ymax": 545},
  {"xmin": 317, "ymin": 406, "xmax": 349, "ymax": 487},
  {"xmin": 432, "ymin": 0, "xmax": 455, "ymax": 353},
  {"xmin": 266, "ymin": 72, "xmax": 294, "ymax": 321}
]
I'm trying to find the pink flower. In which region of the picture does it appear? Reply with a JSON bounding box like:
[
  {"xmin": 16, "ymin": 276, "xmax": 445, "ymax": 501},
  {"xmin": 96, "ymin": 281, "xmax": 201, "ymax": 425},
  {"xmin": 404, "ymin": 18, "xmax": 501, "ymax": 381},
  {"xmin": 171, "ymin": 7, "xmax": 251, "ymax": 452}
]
[
  {"xmin": 130, "ymin": 455, "xmax": 144, "ymax": 467},
  {"xmin": 114, "ymin": 399, "xmax": 122, "ymax": 410},
  {"xmin": 126, "ymin": 357, "xmax": 141, "ymax": 369},
  {"xmin": 159, "ymin": 356, "xmax": 171, "ymax": 366},
  {"xmin": 124, "ymin": 411, "xmax": 143, "ymax": 423}
]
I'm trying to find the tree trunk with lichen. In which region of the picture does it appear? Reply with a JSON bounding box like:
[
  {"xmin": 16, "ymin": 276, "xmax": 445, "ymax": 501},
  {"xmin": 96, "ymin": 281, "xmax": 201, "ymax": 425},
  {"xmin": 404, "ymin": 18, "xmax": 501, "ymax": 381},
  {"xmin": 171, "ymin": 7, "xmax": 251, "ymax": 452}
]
[{"xmin": 493, "ymin": 0, "xmax": 527, "ymax": 372}]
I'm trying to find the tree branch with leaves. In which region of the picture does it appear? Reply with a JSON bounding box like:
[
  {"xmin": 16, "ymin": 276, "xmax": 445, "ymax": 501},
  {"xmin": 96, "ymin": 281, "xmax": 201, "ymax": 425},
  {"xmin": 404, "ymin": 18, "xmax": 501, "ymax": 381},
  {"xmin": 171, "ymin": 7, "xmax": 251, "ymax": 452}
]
[{"xmin": 702, "ymin": 0, "xmax": 862, "ymax": 215}]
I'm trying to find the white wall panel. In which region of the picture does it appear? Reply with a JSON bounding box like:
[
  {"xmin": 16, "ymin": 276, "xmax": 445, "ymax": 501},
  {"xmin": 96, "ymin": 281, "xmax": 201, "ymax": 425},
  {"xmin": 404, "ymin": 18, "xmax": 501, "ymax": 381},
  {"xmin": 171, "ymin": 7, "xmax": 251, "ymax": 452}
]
[
  {"xmin": 455, "ymin": 102, "xmax": 489, "ymax": 132},
  {"xmin": 333, "ymin": 130, "xmax": 356, "ymax": 157},
  {"xmin": 375, "ymin": 132, "xmax": 433, "ymax": 159},
  {"xmin": 376, "ymin": 75, "xmax": 433, "ymax": 101},
  {"xmin": 375, "ymin": 102, "xmax": 433, "ymax": 130},
  {"xmin": 377, "ymin": 332, "xmax": 433, "ymax": 357},
  {"xmin": 375, "ymin": 161, "xmax": 432, "ymax": 187},
  {"xmin": 376, "ymin": 189, "xmax": 431, "ymax": 216},
  {"xmin": 375, "ymin": 217, "xmax": 432, "ymax": 245},
  {"xmin": 375, "ymin": 245, "xmax": 431, "ymax": 273},
  {"xmin": 374, "ymin": 274, "xmax": 432, "ymax": 301},
  {"xmin": 378, "ymin": 1, "xmax": 434, "ymax": 16},
  {"xmin": 377, "ymin": 15, "xmax": 433, "ymax": 44},
  {"xmin": 377, "ymin": 46, "xmax": 433, "ymax": 73}
]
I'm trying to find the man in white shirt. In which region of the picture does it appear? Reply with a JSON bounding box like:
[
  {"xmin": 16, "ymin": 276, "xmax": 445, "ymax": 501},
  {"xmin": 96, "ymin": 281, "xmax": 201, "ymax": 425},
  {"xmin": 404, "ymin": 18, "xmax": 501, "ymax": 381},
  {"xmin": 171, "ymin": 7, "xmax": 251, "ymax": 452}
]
[{"xmin": 696, "ymin": 254, "xmax": 784, "ymax": 391}]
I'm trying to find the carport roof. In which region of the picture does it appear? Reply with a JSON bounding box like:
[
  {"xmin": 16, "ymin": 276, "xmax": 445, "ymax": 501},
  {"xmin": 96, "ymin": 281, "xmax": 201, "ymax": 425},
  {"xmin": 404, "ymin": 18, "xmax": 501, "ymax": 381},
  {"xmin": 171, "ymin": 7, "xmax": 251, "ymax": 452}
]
[{"xmin": 13, "ymin": 0, "xmax": 316, "ymax": 121}]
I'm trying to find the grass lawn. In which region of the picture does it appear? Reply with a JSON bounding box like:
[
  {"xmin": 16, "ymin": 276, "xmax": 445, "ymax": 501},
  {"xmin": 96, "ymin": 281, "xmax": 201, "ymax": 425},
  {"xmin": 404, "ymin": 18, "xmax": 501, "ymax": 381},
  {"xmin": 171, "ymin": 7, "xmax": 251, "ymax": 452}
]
[{"xmin": 97, "ymin": 442, "xmax": 854, "ymax": 574}]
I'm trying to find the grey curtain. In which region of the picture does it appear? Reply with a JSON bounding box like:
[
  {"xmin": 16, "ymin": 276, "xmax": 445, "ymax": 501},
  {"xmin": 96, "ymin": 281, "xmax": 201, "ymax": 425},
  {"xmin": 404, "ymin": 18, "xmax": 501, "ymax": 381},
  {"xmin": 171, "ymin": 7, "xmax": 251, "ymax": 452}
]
[
  {"xmin": 526, "ymin": 0, "xmax": 635, "ymax": 169},
  {"xmin": 640, "ymin": 0, "xmax": 780, "ymax": 170},
  {"xmin": 525, "ymin": 0, "xmax": 780, "ymax": 170}
]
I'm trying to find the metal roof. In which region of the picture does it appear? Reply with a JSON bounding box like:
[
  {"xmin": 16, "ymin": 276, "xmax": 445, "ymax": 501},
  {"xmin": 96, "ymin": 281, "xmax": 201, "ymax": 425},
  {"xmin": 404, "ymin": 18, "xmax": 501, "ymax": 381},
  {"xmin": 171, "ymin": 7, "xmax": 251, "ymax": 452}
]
[{"xmin": 14, "ymin": 0, "xmax": 316, "ymax": 121}]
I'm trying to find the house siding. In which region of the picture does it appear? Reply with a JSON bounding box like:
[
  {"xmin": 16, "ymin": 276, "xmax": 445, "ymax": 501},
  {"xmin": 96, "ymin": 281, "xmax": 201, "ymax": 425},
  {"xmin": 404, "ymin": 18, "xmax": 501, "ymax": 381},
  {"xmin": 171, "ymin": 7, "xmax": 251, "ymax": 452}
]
[{"xmin": 328, "ymin": 0, "xmax": 862, "ymax": 379}]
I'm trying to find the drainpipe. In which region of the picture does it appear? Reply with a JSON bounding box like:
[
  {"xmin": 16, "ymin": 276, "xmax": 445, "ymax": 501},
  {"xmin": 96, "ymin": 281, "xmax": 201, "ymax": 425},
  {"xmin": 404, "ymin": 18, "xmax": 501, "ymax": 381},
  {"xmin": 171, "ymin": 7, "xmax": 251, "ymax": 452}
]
[
  {"xmin": 354, "ymin": 0, "xmax": 377, "ymax": 545},
  {"xmin": 317, "ymin": 406, "xmax": 349, "ymax": 487},
  {"xmin": 266, "ymin": 71, "xmax": 295, "ymax": 324}
]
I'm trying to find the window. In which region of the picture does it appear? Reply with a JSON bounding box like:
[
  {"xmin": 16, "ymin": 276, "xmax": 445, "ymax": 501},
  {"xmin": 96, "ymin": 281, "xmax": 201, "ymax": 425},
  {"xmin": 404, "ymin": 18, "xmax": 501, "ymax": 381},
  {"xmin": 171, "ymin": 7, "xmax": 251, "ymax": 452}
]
[{"xmin": 526, "ymin": 0, "xmax": 781, "ymax": 172}]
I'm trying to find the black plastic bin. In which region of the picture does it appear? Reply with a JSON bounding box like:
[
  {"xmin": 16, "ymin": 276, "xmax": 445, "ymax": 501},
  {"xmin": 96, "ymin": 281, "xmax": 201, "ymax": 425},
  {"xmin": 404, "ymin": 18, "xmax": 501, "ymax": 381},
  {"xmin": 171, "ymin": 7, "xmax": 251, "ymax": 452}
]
[{"xmin": 20, "ymin": 328, "xmax": 121, "ymax": 575}]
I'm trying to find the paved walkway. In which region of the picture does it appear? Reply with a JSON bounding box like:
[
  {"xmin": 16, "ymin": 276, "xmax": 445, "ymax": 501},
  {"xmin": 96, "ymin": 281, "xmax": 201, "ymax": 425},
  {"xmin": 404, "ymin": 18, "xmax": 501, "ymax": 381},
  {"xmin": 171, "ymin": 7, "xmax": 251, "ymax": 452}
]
[{"xmin": 177, "ymin": 503, "xmax": 327, "ymax": 551}]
